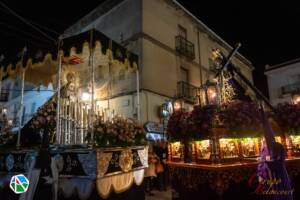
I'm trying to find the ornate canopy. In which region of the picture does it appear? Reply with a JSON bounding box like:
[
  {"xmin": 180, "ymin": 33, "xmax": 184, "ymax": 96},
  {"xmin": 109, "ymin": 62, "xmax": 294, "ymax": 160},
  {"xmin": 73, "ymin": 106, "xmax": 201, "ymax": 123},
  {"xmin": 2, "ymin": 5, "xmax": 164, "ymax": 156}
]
[{"xmin": 0, "ymin": 29, "xmax": 139, "ymax": 89}]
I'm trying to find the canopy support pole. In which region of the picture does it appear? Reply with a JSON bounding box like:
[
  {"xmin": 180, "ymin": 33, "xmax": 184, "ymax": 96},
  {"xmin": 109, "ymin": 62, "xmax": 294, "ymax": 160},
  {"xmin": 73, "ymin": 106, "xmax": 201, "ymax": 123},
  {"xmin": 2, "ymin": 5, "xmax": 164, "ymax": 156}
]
[
  {"xmin": 89, "ymin": 30, "xmax": 95, "ymax": 144},
  {"xmin": 56, "ymin": 43, "xmax": 62, "ymax": 144},
  {"xmin": 136, "ymin": 69, "xmax": 140, "ymax": 122},
  {"xmin": 17, "ymin": 47, "xmax": 27, "ymax": 149}
]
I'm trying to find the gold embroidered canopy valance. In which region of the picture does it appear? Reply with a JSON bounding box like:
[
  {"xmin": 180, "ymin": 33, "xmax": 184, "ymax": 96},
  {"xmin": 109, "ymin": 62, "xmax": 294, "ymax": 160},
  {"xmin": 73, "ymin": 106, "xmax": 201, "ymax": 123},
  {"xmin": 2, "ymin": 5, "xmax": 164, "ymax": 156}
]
[{"xmin": 0, "ymin": 29, "xmax": 139, "ymax": 88}]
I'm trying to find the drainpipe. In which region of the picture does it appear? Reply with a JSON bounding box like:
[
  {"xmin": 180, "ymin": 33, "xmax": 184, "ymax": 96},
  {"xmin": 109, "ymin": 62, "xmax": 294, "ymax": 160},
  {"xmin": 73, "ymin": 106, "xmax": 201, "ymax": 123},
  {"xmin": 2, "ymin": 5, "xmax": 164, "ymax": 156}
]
[
  {"xmin": 197, "ymin": 30, "xmax": 203, "ymax": 85},
  {"xmin": 197, "ymin": 30, "xmax": 203, "ymax": 105}
]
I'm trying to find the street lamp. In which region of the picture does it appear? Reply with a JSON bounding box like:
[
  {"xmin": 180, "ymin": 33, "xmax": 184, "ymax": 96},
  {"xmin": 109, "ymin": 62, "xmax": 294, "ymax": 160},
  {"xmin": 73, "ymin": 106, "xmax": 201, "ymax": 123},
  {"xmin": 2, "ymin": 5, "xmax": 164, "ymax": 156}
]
[
  {"xmin": 292, "ymin": 94, "xmax": 300, "ymax": 104},
  {"xmin": 173, "ymin": 99, "xmax": 184, "ymax": 112},
  {"xmin": 160, "ymin": 100, "xmax": 173, "ymax": 141},
  {"xmin": 199, "ymin": 80, "xmax": 219, "ymax": 105},
  {"xmin": 207, "ymin": 83, "xmax": 218, "ymax": 105},
  {"xmin": 160, "ymin": 100, "xmax": 173, "ymax": 117}
]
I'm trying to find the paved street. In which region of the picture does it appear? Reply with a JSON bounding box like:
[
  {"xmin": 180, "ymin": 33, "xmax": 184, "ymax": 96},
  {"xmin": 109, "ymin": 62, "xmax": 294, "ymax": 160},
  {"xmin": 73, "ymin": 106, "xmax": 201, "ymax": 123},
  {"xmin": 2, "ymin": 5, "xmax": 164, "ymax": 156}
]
[{"xmin": 146, "ymin": 189, "xmax": 172, "ymax": 200}]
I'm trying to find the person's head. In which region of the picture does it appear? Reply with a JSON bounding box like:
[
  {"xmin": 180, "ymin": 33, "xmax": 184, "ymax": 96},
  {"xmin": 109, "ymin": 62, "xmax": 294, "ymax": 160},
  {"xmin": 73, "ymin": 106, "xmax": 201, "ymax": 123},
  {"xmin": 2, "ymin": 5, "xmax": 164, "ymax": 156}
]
[{"xmin": 66, "ymin": 72, "xmax": 76, "ymax": 83}]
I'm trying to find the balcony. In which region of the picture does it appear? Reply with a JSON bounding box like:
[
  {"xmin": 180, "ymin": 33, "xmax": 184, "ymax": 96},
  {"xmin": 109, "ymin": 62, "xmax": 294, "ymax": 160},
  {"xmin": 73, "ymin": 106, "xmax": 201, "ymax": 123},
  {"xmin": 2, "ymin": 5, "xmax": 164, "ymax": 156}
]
[
  {"xmin": 175, "ymin": 36, "xmax": 195, "ymax": 60},
  {"xmin": 281, "ymin": 82, "xmax": 300, "ymax": 95},
  {"xmin": 177, "ymin": 81, "xmax": 198, "ymax": 104},
  {"xmin": 0, "ymin": 91, "xmax": 9, "ymax": 102}
]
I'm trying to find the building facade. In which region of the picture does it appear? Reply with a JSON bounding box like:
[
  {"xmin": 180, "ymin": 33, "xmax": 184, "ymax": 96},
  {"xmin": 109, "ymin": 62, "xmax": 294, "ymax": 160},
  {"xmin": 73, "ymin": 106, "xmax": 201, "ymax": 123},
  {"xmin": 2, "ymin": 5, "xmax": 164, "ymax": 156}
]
[
  {"xmin": 63, "ymin": 0, "xmax": 254, "ymax": 132},
  {"xmin": 0, "ymin": 78, "xmax": 53, "ymax": 128},
  {"xmin": 265, "ymin": 58, "xmax": 300, "ymax": 105}
]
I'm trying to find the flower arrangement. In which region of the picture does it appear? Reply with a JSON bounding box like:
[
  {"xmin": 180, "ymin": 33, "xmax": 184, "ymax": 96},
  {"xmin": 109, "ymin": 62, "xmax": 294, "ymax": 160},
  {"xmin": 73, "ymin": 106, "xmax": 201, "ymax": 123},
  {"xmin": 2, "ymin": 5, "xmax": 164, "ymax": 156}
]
[
  {"xmin": 30, "ymin": 101, "xmax": 57, "ymax": 143},
  {"xmin": 274, "ymin": 102, "xmax": 300, "ymax": 134},
  {"xmin": 219, "ymin": 100, "xmax": 262, "ymax": 137},
  {"xmin": 167, "ymin": 100, "xmax": 266, "ymax": 141},
  {"xmin": 0, "ymin": 126, "xmax": 14, "ymax": 146},
  {"xmin": 0, "ymin": 111, "xmax": 14, "ymax": 146},
  {"xmin": 167, "ymin": 105, "xmax": 220, "ymax": 141},
  {"xmin": 92, "ymin": 116, "xmax": 145, "ymax": 147},
  {"xmin": 190, "ymin": 105, "xmax": 218, "ymax": 138},
  {"xmin": 178, "ymin": 111, "xmax": 193, "ymax": 140},
  {"xmin": 167, "ymin": 111, "xmax": 193, "ymax": 141}
]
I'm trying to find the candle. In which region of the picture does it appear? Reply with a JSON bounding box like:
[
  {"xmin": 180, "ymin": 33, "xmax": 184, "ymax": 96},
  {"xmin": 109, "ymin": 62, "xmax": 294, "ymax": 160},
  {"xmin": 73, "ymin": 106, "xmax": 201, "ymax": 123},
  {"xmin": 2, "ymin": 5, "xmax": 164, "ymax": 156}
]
[
  {"xmin": 80, "ymin": 103, "xmax": 84, "ymax": 143},
  {"xmin": 74, "ymin": 102, "xmax": 77, "ymax": 144}
]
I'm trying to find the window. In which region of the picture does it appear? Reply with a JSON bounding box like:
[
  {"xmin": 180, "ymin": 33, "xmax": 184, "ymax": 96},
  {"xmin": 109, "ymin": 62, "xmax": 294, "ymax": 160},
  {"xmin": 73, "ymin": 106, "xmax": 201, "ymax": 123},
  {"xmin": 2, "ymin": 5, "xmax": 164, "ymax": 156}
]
[
  {"xmin": 178, "ymin": 25, "xmax": 187, "ymax": 39},
  {"xmin": 176, "ymin": 25, "xmax": 195, "ymax": 60},
  {"xmin": 0, "ymin": 84, "xmax": 10, "ymax": 102},
  {"xmin": 180, "ymin": 67, "xmax": 189, "ymax": 83}
]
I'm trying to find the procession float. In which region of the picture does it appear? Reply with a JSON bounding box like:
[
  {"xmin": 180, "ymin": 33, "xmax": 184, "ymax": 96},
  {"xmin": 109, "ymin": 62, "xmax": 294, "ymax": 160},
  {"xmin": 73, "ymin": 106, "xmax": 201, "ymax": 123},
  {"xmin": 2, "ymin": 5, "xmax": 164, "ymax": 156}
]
[
  {"xmin": 167, "ymin": 45, "xmax": 300, "ymax": 200},
  {"xmin": 0, "ymin": 29, "xmax": 148, "ymax": 200}
]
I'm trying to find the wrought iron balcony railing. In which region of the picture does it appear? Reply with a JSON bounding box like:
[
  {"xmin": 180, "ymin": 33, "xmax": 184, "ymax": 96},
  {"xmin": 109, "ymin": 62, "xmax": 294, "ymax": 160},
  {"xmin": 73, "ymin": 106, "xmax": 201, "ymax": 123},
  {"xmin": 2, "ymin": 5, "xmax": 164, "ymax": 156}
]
[
  {"xmin": 177, "ymin": 81, "xmax": 198, "ymax": 104},
  {"xmin": 175, "ymin": 36, "xmax": 195, "ymax": 60},
  {"xmin": 0, "ymin": 91, "xmax": 9, "ymax": 102},
  {"xmin": 281, "ymin": 82, "xmax": 300, "ymax": 95}
]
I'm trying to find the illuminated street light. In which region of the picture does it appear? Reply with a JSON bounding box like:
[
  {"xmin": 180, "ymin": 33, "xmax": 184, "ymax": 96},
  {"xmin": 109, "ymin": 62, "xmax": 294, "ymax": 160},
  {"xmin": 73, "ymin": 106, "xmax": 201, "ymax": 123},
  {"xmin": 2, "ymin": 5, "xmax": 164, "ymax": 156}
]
[
  {"xmin": 292, "ymin": 94, "xmax": 300, "ymax": 104},
  {"xmin": 199, "ymin": 80, "xmax": 219, "ymax": 105},
  {"xmin": 173, "ymin": 99, "xmax": 183, "ymax": 111}
]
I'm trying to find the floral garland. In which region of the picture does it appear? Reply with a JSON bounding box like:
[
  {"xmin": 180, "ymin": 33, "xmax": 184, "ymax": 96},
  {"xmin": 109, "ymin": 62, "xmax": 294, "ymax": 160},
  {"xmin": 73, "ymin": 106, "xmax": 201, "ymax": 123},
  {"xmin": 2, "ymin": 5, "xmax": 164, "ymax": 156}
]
[
  {"xmin": 92, "ymin": 116, "xmax": 145, "ymax": 147},
  {"xmin": 274, "ymin": 102, "xmax": 300, "ymax": 134},
  {"xmin": 218, "ymin": 100, "xmax": 262, "ymax": 137}
]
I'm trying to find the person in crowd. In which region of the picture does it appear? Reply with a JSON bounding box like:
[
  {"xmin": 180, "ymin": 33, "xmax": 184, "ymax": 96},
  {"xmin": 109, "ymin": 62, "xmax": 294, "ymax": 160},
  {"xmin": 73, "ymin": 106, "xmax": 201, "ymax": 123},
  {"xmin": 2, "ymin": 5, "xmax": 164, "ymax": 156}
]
[
  {"xmin": 153, "ymin": 139, "xmax": 168, "ymax": 191},
  {"xmin": 32, "ymin": 130, "xmax": 57, "ymax": 200},
  {"xmin": 257, "ymin": 104, "xmax": 293, "ymax": 200},
  {"xmin": 144, "ymin": 143, "xmax": 158, "ymax": 196}
]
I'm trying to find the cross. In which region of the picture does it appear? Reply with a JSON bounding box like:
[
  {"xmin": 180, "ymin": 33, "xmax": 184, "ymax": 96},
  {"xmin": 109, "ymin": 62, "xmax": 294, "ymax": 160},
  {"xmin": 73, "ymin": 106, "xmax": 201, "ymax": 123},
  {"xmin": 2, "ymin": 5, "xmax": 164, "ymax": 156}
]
[{"xmin": 214, "ymin": 43, "xmax": 274, "ymax": 111}]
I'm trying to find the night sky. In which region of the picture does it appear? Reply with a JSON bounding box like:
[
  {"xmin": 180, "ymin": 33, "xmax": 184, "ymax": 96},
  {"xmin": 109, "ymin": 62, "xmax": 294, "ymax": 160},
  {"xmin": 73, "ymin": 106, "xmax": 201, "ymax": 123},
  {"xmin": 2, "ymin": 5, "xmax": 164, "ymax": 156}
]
[{"xmin": 1, "ymin": 0, "xmax": 300, "ymax": 97}]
